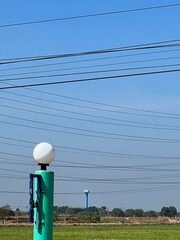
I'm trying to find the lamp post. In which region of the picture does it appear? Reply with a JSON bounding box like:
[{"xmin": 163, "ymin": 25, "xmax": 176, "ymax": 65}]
[{"xmin": 30, "ymin": 142, "xmax": 55, "ymax": 240}]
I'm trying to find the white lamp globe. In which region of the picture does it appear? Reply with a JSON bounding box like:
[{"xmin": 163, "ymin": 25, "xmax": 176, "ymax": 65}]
[{"xmin": 33, "ymin": 142, "xmax": 55, "ymax": 165}]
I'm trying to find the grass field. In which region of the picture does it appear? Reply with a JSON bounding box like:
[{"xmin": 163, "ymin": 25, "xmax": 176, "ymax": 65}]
[{"xmin": 0, "ymin": 225, "xmax": 180, "ymax": 239}]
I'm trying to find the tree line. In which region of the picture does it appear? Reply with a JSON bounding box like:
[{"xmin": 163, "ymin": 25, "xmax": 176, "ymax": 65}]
[
  {"xmin": 0, "ymin": 204, "xmax": 178, "ymax": 219},
  {"xmin": 53, "ymin": 205, "xmax": 178, "ymax": 218}
]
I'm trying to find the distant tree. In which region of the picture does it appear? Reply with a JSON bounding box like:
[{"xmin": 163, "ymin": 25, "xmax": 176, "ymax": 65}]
[
  {"xmin": 87, "ymin": 206, "xmax": 99, "ymax": 214},
  {"xmin": 66, "ymin": 207, "xmax": 74, "ymax": 215},
  {"xmin": 169, "ymin": 206, "xmax": 177, "ymax": 217},
  {"xmin": 125, "ymin": 208, "xmax": 143, "ymax": 217},
  {"xmin": 161, "ymin": 207, "xmax": 170, "ymax": 217},
  {"xmin": 144, "ymin": 210, "xmax": 157, "ymax": 217},
  {"xmin": 125, "ymin": 209, "xmax": 135, "ymax": 217},
  {"xmin": 99, "ymin": 206, "xmax": 108, "ymax": 217},
  {"xmin": 56, "ymin": 206, "xmax": 69, "ymax": 215},
  {"xmin": 53, "ymin": 206, "xmax": 58, "ymax": 212},
  {"xmin": 111, "ymin": 208, "xmax": 125, "ymax": 217},
  {"xmin": 134, "ymin": 209, "xmax": 144, "ymax": 217},
  {"xmin": 55, "ymin": 206, "xmax": 101, "ymax": 217},
  {"xmin": 160, "ymin": 207, "xmax": 168, "ymax": 216},
  {"xmin": 15, "ymin": 208, "xmax": 21, "ymax": 216},
  {"xmin": 176, "ymin": 212, "xmax": 180, "ymax": 217},
  {"xmin": 0, "ymin": 204, "xmax": 14, "ymax": 222},
  {"xmin": 160, "ymin": 206, "xmax": 177, "ymax": 217}
]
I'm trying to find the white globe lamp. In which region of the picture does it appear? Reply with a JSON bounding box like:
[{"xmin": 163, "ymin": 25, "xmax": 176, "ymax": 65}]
[{"xmin": 33, "ymin": 142, "xmax": 55, "ymax": 170}]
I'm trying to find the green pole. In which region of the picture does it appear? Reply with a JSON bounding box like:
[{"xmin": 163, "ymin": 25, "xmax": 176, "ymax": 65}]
[{"xmin": 34, "ymin": 171, "xmax": 54, "ymax": 240}]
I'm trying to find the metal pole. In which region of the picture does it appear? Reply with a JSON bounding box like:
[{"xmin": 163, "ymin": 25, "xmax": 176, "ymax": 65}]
[{"xmin": 34, "ymin": 171, "xmax": 54, "ymax": 240}]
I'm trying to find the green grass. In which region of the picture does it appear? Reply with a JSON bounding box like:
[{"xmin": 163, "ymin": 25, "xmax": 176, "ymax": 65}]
[{"xmin": 0, "ymin": 225, "xmax": 180, "ymax": 239}]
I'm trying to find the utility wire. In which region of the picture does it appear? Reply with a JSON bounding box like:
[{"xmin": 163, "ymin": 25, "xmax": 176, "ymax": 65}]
[
  {"xmin": 1, "ymin": 185, "xmax": 180, "ymax": 195},
  {"xmin": 90, "ymin": 185, "xmax": 180, "ymax": 194},
  {"xmin": 33, "ymin": 87, "xmax": 180, "ymax": 117},
  {"xmin": 2, "ymin": 150, "xmax": 180, "ymax": 172},
  {"xmin": 1, "ymin": 119, "xmax": 178, "ymax": 143},
  {"xmin": 1, "ymin": 150, "xmax": 180, "ymax": 172},
  {"xmin": 1, "ymin": 42, "xmax": 180, "ymax": 65},
  {"xmin": 55, "ymin": 177, "xmax": 180, "ymax": 185},
  {"xmin": 1, "ymin": 62, "xmax": 180, "ymax": 83},
  {"xmin": 1, "ymin": 47, "xmax": 180, "ymax": 73},
  {"xmin": 0, "ymin": 3, "xmax": 180, "ymax": 28},
  {"xmin": 1, "ymin": 68, "xmax": 180, "ymax": 90},
  {"xmin": 1, "ymin": 167, "xmax": 180, "ymax": 183},
  {"xmin": 2, "ymin": 77, "xmax": 180, "ymax": 118},
  {"xmin": 55, "ymin": 185, "xmax": 180, "ymax": 194},
  {"xmin": 0, "ymin": 39, "xmax": 180, "ymax": 66},
  {"xmin": 1, "ymin": 55, "xmax": 180, "ymax": 78},
  {"xmin": 2, "ymin": 102, "xmax": 180, "ymax": 130},
  {"xmin": 1, "ymin": 114, "xmax": 180, "ymax": 143},
  {"xmin": 1, "ymin": 137, "xmax": 180, "ymax": 159},
  {"xmin": 1, "ymin": 157, "xmax": 180, "ymax": 172},
  {"xmin": 3, "ymin": 91, "xmax": 180, "ymax": 121}
]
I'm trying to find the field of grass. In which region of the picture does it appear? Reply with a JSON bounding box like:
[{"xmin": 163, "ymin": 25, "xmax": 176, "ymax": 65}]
[{"xmin": 0, "ymin": 225, "xmax": 180, "ymax": 239}]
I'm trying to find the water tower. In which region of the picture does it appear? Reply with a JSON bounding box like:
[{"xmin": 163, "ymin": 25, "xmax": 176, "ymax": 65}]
[{"xmin": 84, "ymin": 189, "xmax": 90, "ymax": 208}]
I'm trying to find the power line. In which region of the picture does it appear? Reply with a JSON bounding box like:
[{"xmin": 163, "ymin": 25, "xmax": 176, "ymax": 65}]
[
  {"xmin": 1, "ymin": 63, "xmax": 180, "ymax": 83},
  {"xmin": 0, "ymin": 166, "xmax": 180, "ymax": 184},
  {"xmin": 0, "ymin": 151, "xmax": 31, "ymax": 159},
  {"xmin": 2, "ymin": 78, "xmax": 180, "ymax": 119},
  {"xmin": 3, "ymin": 91, "xmax": 180, "ymax": 122},
  {"xmin": 1, "ymin": 55, "xmax": 180, "ymax": 79},
  {"xmin": 1, "ymin": 156, "xmax": 180, "ymax": 172},
  {"xmin": 1, "ymin": 149, "xmax": 180, "ymax": 171},
  {"xmin": 1, "ymin": 153, "xmax": 180, "ymax": 172},
  {"xmin": 1, "ymin": 136, "xmax": 180, "ymax": 159},
  {"xmin": 55, "ymin": 172, "xmax": 180, "ymax": 182},
  {"xmin": 0, "ymin": 3, "xmax": 180, "ymax": 28},
  {"xmin": 1, "ymin": 119, "xmax": 177, "ymax": 143},
  {"xmin": 55, "ymin": 185, "xmax": 180, "ymax": 194},
  {"xmin": 1, "ymin": 68, "xmax": 180, "ymax": 90},
  {"xmin": 5, "ymin": 41, "xmax": 179, "ymax": 61},
  {"xmin": 0, "ymin": 191, "xmax": 27, "ymax": 194},
  {"xmin": 91, "ymin": 185, "xmax": 180, "ymax": 194},
  {"xmin": 1, "ymin": 47, "xmax": 180, "ymax": 73},
  {"xmin": 1, "ymin": 185, "xmax": 180, "ymax": 195},
  {"xmin": 54, "ymin": 175, "xmax": 180, "ymax": 185},
  {"xmin": 0, "ymin": 167, "xmax": 29, "ymax": 174},
  {"xmin": 26, "ymin": 78, "xmax": 180, "ymax": 117},
  {"xmin": 1, "ymin": 113, "xmax": 180, "ymax": 143},
  {"xmin": 2, "ymin": 102, "xmax": 180, "ymax": 131},
  {"xmin": 1, "ymin": 42, "xmax": 180, "ymax": 65}
]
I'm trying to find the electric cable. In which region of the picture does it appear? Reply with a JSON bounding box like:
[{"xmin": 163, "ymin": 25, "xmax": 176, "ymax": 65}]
[
  {"xmin": 2, "ymin": 77, "xmax": 180, "ymax": 119},
  {"xmin": 1, "ymin": 137, "xmax": 180, "ymax": 160},
  {"xmin": 3, "ymin": 92, "xmax": 180, "ymax": 122},
  {"xmin": 1, "ymin": 167, "xmax": 180, "ymax": 183},
  {"xmin": 1, "ymin": 47, "xmax": 180, "ymax": 73},
  {"xmin": 2, "ymin": 102, "xmax": 180, "ymax": 131},
  {"xmin": 1, "ymin": 42, "xmax": 180, "ymax": 65},
  {"xmin": 1, "ymin": 62, "xmax": 180, "ymax": 83},
  {"xmin": 2, "ymin": 119, "xmax": 178, "ymax": 143},
  {"xmin": 0, "ymin": 3, "xmax": 180, "ymax": 28},
  {"xmin": 1, "ymin": 114, "xmax": 180, "ymax": 143},
  {"xmin": 1, "ymin": 55, "xmax": 180, "ymax": 78},
  {"xmin": 1, "ymin": 185, "xmax": 180, "ymax": 195},
  {"xmin": 1, "ymin": 68, "xmax": 180, "ymax": 90},
  {"xmin": 1, "ymin": 153, "xmax": 180, "ymax": 172}
]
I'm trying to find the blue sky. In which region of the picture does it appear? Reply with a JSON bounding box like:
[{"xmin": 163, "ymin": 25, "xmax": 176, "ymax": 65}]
[{"xmin": 0, "ymin": 0, "xmax": 180, "ymax": 212}]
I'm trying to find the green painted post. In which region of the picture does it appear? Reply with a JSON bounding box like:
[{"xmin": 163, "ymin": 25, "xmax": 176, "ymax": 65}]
[{"xmin": 34, "ymin": 171, "xmax": 54, "ymax": 240}]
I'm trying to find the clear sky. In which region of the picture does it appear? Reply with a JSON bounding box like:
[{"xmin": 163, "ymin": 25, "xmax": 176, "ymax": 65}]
[{"xmin": 0, "ymin": 0, "xmax": 180, "ymax": 212}]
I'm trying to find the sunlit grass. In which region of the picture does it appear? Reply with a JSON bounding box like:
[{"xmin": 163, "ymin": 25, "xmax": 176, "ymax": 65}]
[{"xmin": 0, "ymin": 225, "xmax": 180, "ymax": 239}]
